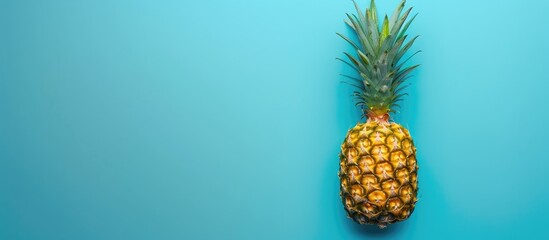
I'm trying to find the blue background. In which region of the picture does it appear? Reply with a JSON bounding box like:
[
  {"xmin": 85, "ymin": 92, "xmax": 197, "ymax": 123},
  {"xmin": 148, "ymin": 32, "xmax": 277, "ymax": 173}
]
[{"xmin": 1, "ymin": 0, "xmax": 549, "ymax": 239}]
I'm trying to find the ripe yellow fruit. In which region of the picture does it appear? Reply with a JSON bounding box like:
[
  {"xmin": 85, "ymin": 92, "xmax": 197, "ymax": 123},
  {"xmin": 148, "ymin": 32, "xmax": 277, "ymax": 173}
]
[{"xmin": 339, "ymin": 120, "xmax": 418, "ymax": 228}]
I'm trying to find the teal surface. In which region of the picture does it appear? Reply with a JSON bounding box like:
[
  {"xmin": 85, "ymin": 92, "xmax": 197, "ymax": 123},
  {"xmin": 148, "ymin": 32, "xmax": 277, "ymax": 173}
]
[{"xmin": 1, "ymin": 0, "xmax": 549, "ymax": 239}]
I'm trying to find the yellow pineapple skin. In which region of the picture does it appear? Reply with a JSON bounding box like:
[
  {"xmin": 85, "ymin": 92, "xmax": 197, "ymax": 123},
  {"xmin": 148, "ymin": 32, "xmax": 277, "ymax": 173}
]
[{"xmin": 339, "ymin": 121, "xmax": 418, "ymax": 228}]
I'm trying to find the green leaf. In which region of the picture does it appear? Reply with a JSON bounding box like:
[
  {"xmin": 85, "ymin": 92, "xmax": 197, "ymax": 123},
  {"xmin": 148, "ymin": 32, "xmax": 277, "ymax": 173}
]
[
  {"xmin": 340, "ymin": 74, "xmax": 363, "ymax": 84},
  {"xmin": 357, "ymin": 50, "xmax": 372, "ymax": 66},
  {"xmin": 396, "ymin": 50, "xmax": 421, "ymax": 69},
  {"xmin": 388, "ymin": 35, "xmax": 407, "ymax": 65},
  {"xmin": 346, "ymin": 14, "xmax": 376, "ymax": 56},
  {"xmin": 391, "ymin": 75, "xmax": 414, "ymax": 89},
  {"xmin": 369, "ymin": 0, "xmax": 378, "ymax": 29},
  {"xmin": 336, "ymin": 32, "xmax": 361, "ymax": 50},
  {"xmin": 393, "ymin": 84, "xmax": 410, "ymax": 95},
  {"xmin": 378, "ymin": 51, "xmax": 389, "ymax": 75},
  {"xmin": 341, "ymin": 81, "xmax": 365, "ymax": 90},
  {"xmin": 395, "ymin": 35, "xmax": 419, "ymax": 64},
  {"xmin": 398, "ymin": 13, "xmax": 418, "ymax": 40},
  {"xmin": 343, "ymin": 52, "xmax": 368, "ymax": 73},
  {"xmin": 394, "ymin": 64, "xmax": 420, "ymax": 83},
  {"xmin": 390, "ymin": 7, "xmax": 412, "ymax": 39},
  {"xmin": 380, "ymin": 15, "xmax": 390, "ymax": 44},
  {"xmin": 359, "ymin": 72, "xmax": 375, "ymax": 86},
  {"xmin": 390, "ymin": 93, "xmax": 408, "ymax": 104},
  {"xmin": 352, "ymin": 0, "xmax": 367, "ymax": 29},
  {"xmin": 363, "ymin": 32, "xmax": 378, "ymax": 57},
  {"xmin": 389, "ymin": 0, "xmax": 406, "ymax": 32},
  {"xmin": 344, "ymin": 19, "xmax": 355, "ymax": 30},
  {"xmin": 336, "ymin": 57, "xmax": 358, "ymax": 72},
  {"xmin": 366, "ymin": 10, "xmax": 379, "ymax": 46},
  {"xmin": 379, "ymin": 34, "xmax": 395, "ymax": 56}
]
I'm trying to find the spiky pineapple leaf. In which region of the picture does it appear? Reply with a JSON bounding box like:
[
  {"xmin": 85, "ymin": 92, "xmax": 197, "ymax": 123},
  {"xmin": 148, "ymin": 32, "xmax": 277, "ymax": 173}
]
[
  {"xmin": 398, "ymin": 13, "xmax": 418, "ymax": 40},
  {"xmin": 366, "ymin": 10, "xmax": 379, "ymax": 45},
  {"xmin": 340, "ymin": 74, "xmax": 363, "ymax": 83},
  {"xmin": 344, "ymin": 19, "xmax": 355, "ymax": 30},
  {"xmin": 357, "ymin": 50, "xmax": 373, "ymax": 68},
  {"xmin": 336, "ymin": 32, "xmax": 361, "ymax": 51},
  {"xmin": 346, "ymin": 14, "xmax": 376, "ymax": 56},
  {"xmin": 380, "ymin": 15, "xmax": 390, "ymax": 44},
  {"xmin": 369, "ymin": 0, "xmax": 378, "ymax": 30},
  {"xmin": 389, "ymin": 0, "xmax": 406, "ymax": 32},
  {"xmin": 336, "ymin": 57, "xmax": 359, "ymax": 72},
  {"xmin": 338, "ymin": 0, "xmax": 420, "ymax": 116},
  {"xmin": 393, "ymin": 64, "xmax": 419, "ymax": 85},
  {"xmin": 391, "ymin": 11, "xmax": 412, "ymax": 43},
  {"xmin": 352, "ymin": 0, "xmax": 367, "ymax": 29},
  {"xmin": 396, "ymin": 50, "xmax": 421, "ymax": 69},
  {"xmin": 393, "ymin": 84, "xmax": 410, "ymax": 95},
  {"xmin": 388, "ymin": 35, "xmax": 408, "ymax": 65},
  {"xmin": 341, "ymin": 80, "xmax": 366, "ymax": 91},
  {"xmin": 395, "ymin": 35, "xmax": 419, "ymax": 64}
]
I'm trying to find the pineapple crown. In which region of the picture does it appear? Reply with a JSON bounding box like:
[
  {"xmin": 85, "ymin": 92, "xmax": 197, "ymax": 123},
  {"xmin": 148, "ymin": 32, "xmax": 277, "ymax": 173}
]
[{"xmin": 337, "ymin": 0, "xmax": 420, "ymax": 117}]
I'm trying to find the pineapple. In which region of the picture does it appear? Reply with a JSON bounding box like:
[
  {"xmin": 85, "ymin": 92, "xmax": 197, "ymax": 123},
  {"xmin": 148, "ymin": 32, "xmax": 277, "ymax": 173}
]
[{"xmin": 337, "ymin": 0, "xmax": 419, "ymax": 228}]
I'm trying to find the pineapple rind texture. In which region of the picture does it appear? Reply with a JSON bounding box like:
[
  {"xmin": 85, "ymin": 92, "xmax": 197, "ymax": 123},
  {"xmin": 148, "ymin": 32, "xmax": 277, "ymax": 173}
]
[{"xmin": 339, "ymin": 121, "xmax": 418, "ymax": 227}]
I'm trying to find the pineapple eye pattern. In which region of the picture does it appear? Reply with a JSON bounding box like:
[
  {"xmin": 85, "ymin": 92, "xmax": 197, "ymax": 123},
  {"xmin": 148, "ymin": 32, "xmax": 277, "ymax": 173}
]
[{"xmin": 340, "ymin": 123, "xmax": 418, "ymax": 228}]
